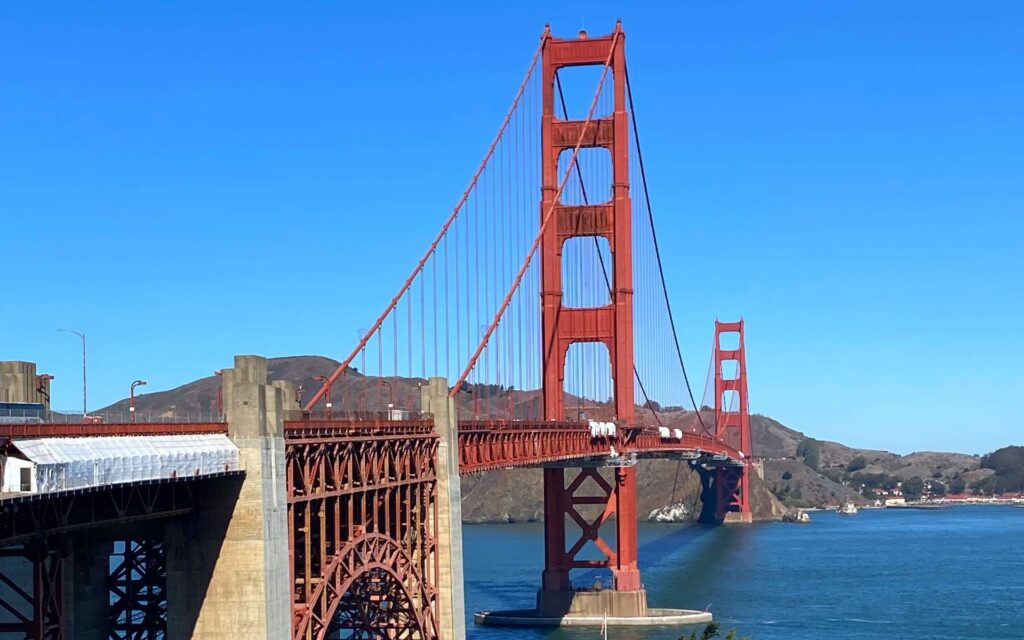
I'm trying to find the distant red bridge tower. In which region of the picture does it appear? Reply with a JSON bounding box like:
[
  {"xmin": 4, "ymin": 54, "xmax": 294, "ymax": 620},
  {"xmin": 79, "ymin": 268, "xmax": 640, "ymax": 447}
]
[{"xmin": 706, "ymin": 319, "xmax": 753, "ymax": 523}]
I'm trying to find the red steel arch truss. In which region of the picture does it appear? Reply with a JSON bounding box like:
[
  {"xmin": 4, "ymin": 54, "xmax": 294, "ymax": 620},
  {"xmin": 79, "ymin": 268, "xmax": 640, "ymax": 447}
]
[{"xmin": 285, "ymin": 419, "xmax": 440, "ymax": 640}]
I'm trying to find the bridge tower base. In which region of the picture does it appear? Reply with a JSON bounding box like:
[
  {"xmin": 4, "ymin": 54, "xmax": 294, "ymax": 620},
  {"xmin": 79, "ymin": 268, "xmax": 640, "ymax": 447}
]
[
  {"xmin": 536, "ymin": 464, "xmax": 646, "ymax": 617},
  {"xmin": 536, "ymin": 586, "xmax": 648, "ymax": 618},
  {"xmin": 696, "ymin": 463, "xmax": 753, "ymax": 525}
]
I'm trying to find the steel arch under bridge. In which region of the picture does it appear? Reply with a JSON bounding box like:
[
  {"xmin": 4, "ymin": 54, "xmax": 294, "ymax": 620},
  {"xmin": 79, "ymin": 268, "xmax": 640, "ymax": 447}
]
[{"xmin": 285, "ymin": 418, "xmax": 440, "ymax": 640}]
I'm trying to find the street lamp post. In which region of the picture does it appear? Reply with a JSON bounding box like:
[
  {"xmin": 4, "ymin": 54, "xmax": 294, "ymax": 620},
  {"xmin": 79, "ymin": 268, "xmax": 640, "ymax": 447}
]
[
  {"xmin": 314, "ymin": 375, "xmax": 332, "ymax": 417},
  {"xmin": 130, "ymin": 380, "xmax": 147, "ymax": 422},
  {"xmin": 379, "ymin": 379, "xmax": 393, "ymax": 413},
  {"xmin": 58, "ymin": 329, "xmax": 87, "ymax": 418}
]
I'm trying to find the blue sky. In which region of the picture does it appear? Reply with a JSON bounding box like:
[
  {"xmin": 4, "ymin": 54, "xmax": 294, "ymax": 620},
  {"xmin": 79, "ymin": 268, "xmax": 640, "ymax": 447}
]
[{"xmin": 2, "ymin": 2, "xmax": 1021, "ymax": 454}]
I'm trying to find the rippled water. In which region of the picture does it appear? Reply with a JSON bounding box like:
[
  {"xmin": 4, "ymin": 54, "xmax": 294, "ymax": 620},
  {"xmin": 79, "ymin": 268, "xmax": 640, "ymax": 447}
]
[{"xmin": 463, "ymin": 506, "xmax": 1024, "ymax": 639}]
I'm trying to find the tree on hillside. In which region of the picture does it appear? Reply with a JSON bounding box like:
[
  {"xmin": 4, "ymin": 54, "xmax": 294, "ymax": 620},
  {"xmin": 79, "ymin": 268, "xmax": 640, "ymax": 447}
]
[
  {"xmin": 971, "ymin": 476, "xmax": 996, "ymax": 496},
  {"xmin": 949, "ymin": 477, "xmax": 967, "ymax": 495},
  {"xmin": 902, "ymin": 476, "xmax": 925, "ymax": 501},
  {"xmin": 781, "ymin": 471, "xmax": 793, "ymax": 480},
  {"xmin": 796, "ymin": 438, "xmax": 821, "ymax": 471},
  {"xmin": 848, "ymin": 456, "xmax": 867, "ymax": 472},
  {"xmin": 980, "ymin": 446, "xmax": 1024, "ymax": 493}
]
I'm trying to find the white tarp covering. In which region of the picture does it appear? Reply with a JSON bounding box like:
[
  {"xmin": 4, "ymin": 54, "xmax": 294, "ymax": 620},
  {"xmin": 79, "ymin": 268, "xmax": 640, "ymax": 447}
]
[{"xmin": 10, "ymin": 434, "xmax": 240, "ymax": 494}]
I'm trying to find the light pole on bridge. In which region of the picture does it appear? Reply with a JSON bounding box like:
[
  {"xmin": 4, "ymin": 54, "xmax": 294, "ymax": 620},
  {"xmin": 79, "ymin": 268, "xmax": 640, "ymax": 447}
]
[
  {"xmin": 379, "ymin": 379, "xmax": 393, "ymax": 412},
  {"xmin": 314, "ymin": 375, "xmax": 332, "ymax": 417},
  {"xmin": 129, "ymin": 380, "xmax": 147, "ymax": 422},
  {"xmin": 57, "ymin": 329, "xmax": 87, "ymax": 418}
]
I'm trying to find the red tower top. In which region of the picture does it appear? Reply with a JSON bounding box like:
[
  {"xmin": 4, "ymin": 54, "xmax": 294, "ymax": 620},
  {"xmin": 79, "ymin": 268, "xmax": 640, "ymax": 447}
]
[{"xmin": 539, "ymin": 23, "xmax": 633, "ymax": 425}]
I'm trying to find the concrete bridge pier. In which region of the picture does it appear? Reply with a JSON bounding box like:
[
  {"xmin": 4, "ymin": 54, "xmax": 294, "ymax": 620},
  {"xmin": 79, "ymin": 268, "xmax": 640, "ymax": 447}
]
[
  {"xmin": 165, "ymin": 355, "xmax": 292, "ymax": 639},
  {"xmin": 420, "ymin": 377, "xmax": 467, "ymax": 640}
]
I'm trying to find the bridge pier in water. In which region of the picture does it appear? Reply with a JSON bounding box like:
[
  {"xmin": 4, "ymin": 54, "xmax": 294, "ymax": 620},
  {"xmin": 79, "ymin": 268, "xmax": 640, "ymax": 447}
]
[
  {"xmin": 696, "ymin": 464, "xmax": 754, "ymax": 525},
  {"xmin": 538, "ymin": 465, "xmax": 647, "ymax": 618}
]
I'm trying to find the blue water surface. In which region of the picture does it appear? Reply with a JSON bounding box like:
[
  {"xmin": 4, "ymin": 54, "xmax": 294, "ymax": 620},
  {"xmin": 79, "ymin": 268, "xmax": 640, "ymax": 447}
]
[{"xmin": 463, "ymin": 506, "xmax": 1024, "ymax": 639}]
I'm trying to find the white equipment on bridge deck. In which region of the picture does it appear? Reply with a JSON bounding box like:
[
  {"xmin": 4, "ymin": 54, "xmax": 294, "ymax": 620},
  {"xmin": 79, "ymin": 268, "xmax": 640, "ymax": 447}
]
[
  {"xmin": 0, "ymin": 434, "xmax": 240, "ymax": 495},
  {"xmin": 657, "ymin": 427, "xmax": 683, "ymax": 440},
  {"xmin": 588, "ymin": 420, "xmax": 617, "ymax": 439}
]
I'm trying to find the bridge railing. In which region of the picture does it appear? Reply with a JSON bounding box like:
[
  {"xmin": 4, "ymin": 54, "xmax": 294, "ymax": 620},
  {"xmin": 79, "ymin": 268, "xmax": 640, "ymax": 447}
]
[
  {"xmin": 459, "ymin": 419, "xmax": 590, "ymax": 432},
  {"xmin": 282, "ymin": 410, "xmax": 435, "ymax": 439},
  {"xmin": 0, "ymin": 408, "xmax": 225, "ymax": 425}
]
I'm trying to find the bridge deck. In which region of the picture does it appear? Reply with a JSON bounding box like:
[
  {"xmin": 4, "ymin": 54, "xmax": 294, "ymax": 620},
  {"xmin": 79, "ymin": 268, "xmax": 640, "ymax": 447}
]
[{"xmin": 282, "ymin": 416, "xmax": 744, "ymax": 474}]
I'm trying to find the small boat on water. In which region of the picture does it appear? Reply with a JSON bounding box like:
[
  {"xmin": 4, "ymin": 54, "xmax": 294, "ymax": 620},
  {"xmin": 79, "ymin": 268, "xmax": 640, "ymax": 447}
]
[{"xmin": 838, "ymin": 500, "xmax": 858, "ymax": 515}]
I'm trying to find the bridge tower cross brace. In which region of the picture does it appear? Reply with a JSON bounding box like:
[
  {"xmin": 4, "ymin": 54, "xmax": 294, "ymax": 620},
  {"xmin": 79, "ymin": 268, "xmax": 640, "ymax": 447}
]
[
  {"xmin": 539, "ymin": 23, "xmax": 642, "ymax": 598},
  {"xmin": 712, "ymin": 320, "xmax": 753, "ymax": 523}
]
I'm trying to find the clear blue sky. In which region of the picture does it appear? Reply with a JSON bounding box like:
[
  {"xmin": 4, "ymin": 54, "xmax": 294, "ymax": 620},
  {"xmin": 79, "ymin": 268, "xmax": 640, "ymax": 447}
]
[{"xmin": 3, "ymin": 2, "xmax": 1021, "ymax": 454}]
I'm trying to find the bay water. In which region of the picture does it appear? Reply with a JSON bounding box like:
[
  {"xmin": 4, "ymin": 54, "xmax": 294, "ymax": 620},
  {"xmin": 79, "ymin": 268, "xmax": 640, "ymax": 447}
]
[{"xmin": 464, "ymin": 506, "xmax": 1024, "ymax": 639}]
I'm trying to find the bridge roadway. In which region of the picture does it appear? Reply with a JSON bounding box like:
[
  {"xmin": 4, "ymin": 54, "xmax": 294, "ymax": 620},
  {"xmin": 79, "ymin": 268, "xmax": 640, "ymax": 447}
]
[{"xmin": 281, "ymin": 414, "xmax": 745, "ymax": 474}]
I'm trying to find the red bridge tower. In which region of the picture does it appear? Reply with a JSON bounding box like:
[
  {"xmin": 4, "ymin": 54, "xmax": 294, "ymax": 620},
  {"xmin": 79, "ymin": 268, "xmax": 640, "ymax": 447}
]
[
  {"xmin": 703, "ymin": 320, "xmax": 753, "ymax": 524},
  {"xmin": 537, "ymin": 23, "xmax": 646, "ymax": 616}
]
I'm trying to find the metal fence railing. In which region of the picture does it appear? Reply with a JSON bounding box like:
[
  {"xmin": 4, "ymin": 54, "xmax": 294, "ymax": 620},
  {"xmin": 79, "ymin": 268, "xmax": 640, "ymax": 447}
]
[
  {"xmin": 0, "ymin": 408, "xmax": 225, "ymax": 425},
  {"xmin": 283, "ymin": 409, "xmax": 432, "ymax": 423}
]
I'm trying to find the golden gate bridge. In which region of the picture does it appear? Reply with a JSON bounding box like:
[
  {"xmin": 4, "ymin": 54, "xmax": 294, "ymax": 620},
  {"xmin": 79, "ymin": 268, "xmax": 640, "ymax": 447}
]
[{"xmin": 0, "ymin": 22, "xmax": 753, "ymax": 640}]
